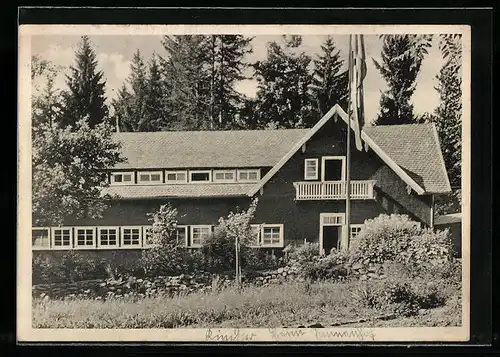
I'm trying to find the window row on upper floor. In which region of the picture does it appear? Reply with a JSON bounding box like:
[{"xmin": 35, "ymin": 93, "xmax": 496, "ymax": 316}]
[{"xmin": 110, "ymin": 168, "xmax": 262, "ymax": 186}]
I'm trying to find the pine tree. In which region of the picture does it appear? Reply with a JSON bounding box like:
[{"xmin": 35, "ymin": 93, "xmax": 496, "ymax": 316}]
[
  {"xmin": 60, "ymin": 36, "xmax": 109, "ymax": 128},
  {"xmin": 311, "ymin": 36, "xmax": 348, "ymax": 117},
  {"xmin": 373, "ymin": 35, "xmax": 432, "ymax": 126},
  {"xmin": 251, "ymin": 36, "xmax": 315, "ymax": 129}
]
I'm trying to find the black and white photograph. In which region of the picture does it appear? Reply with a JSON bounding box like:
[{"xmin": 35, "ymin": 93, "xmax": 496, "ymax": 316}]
[{"xmin": 17, "ymin": 22, "xmax": 470, "ymax": 342}]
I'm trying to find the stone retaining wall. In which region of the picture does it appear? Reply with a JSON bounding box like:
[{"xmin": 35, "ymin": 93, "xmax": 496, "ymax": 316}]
[{"xmin": 33, "ymin": 259, "xmax": 387, "ymax": 300}]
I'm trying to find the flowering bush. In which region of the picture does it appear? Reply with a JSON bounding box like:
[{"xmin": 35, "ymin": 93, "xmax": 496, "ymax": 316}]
[{"xmin": 349, "ymin": 214, "xmax": 454, "ymax": 272}]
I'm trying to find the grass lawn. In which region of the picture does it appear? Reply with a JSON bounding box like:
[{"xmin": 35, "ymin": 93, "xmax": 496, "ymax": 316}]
[{"xmin": 32, "ymin": 280, "xmax": 461, "ymax": 329}]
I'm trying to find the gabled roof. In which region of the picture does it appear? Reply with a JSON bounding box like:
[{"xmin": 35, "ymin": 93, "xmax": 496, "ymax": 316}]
[
  {"xmin": 248, "ymin": 104, "xmax": 451, "ymax": 196},
  {"xmin": 102, "ymin": 183, "xmax": 255, "ymax": 199},
  {"xmin": 108, "ymin": 104, "xmax": 451, "ymax": 200},
  {"xmin": 363, "ymin": 123, "xmax": 452, "ymax": 194},
  {"xmin": 112, "ymin": 129, "xmax": 308, "ymax": 169}
]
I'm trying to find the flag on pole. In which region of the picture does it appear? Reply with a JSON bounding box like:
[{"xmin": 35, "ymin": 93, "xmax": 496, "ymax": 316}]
[{"xmin": 348, "ymin": 35, "xmax": 367, "ymax": 151}]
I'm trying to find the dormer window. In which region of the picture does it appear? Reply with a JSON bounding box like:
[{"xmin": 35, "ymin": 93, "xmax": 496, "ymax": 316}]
[
  {"xmin": 165, "ymin": 171, "xmax": 187, "ymax": 184},
  {"xmin": 111, "ymin": 172, "xmax": 134, "ymax": 185},
  {"xmin": 213, "ymin": 170, "xmax": 236, "ymax": 183},
  {"xmin": 138, "ymin": 171, "xmax": 163, "ymax": 184},
  {"xmin": 237, "ymin": 169, "xmax": 260, "ymax": 182},
  {"xmin": 189, "ymin": 170, "xmax": 212, "ymax": 183}
]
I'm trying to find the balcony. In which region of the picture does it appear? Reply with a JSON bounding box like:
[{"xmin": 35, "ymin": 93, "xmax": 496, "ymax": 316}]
[{"xmin": 293, "ymin": 180, "xmax": 376, "ymax": 201}]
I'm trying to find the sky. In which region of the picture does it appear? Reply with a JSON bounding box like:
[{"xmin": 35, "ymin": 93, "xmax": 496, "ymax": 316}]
[{"xmin": 31, "ymin": 34, "xmax": 445, "ymax": 124}]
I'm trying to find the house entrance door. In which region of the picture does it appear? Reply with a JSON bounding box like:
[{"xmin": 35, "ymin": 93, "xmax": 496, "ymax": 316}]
[
  {"xmin": 319, "ymin": 213, "xmax": 345, "ymax": 255},
  {"xmin": 322, "ymin": 226, "xmax": 340, "ymax": 254}
]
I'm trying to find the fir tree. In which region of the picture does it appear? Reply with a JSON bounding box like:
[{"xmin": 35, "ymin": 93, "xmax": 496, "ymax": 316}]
[
  {"xmin": 210, "ymin": 35, "xmax": 253, "ymax": 129},
  {"xmin": 432, "ymin": 34, "xmax": 462, "ymax": 214},
  {"xmin": 251, "ymin": 36, "xmax": 315, "ymax": 129},
  {"xmin": 311, "ymin": 36, "xmax": 348, "ymax": 117},
  {"xmin": 139, "ymin": 53, "xmax": 171, "ymax": 131},
  {"xmin": 161, "ymin": 35, "xmax": 212, "ymax": 130},
  {"xmin": 60, "ymin": 36, "xmax": 109, "ymax": 128},
  {"xmin": 373, "ymin": 35, "xmax": 432, "ymax": 126}
]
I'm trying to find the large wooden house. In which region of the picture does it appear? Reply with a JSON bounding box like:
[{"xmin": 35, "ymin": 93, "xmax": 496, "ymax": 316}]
[{"xmin": 32, "ymin": 105, "xmax": 452, "ymax": 257}]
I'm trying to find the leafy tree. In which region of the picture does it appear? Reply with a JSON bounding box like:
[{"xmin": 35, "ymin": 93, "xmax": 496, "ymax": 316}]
[
  {"xmin": 251, "ymin": 36, "xmax": 316, "ymax": 129},
  {"xmin": 32, "ymin": 118, "xmax": 124, "ymax": 226},
  {"xmin": 31, "ymin": 56, "xmax": 64, "ymax": 128},
  {"xmin": 60, "ymin": 36, "xmax": 109, "ymax": 128},
  {"xmin": 311, "ymin": 36, "xmax": 349, "ymax": 116},
  {"xmin": 373, "ymin": 35, "xmax": 432, "ymax": 125},
  {"xmin": 202, "ymin": 198, "xmax": 261, "ymax": 272},
  {"xmin": 141, "ymin": 203, "xmax": 204, "ymax": 276}
]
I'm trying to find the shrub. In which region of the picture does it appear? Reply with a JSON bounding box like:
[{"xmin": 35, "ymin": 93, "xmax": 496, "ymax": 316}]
[
  {"xmin": 302, "ymin": 249, "xmax": 348, "ymax": 282},
  {"xmin": 284, "ymin": 241, "xmax": 320, "ymax": 263},
  {"xmin": 32, "ymin": 251, "xmax": 109, "ymax": 284}
]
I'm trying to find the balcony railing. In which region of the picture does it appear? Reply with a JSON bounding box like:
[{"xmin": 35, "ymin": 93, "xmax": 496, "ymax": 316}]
[{"xmin": 293, "ymin": 180, "xmax": 376, "ymax": 200}]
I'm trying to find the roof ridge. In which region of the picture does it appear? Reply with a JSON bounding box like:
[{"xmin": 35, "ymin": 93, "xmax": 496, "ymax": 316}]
[
  {"xmin": 365, "ymin": 122, "xmax": 434, "ymax": 129},
  {"xmin": 114, "ymin": 128, "xmax": 310, "ymax": 135}
]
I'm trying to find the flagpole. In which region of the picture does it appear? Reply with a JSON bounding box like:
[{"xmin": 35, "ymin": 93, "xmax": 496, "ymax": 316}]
[{"xmin": 343, "ymin": 35, "xmax": 352, "ymax": 252}]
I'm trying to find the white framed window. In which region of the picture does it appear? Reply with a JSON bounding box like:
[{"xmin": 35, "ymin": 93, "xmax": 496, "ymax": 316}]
[
  {"xmin": 138, "ymin": 171, "xmax": 163, "ymax": 184},
  {"xmin": 261, "ymin": 224, "xmax": 284, "ymax": 247},
  {"xmin": 165, "ymin": 170, "xmax": 188, "ymax": 184},
  {"xmin": 176, "ymin": 225, "xmax": 188, "ymax": 246},
  {"xmin": 237, "ymin": 169, "xmax": 261, "ymax": 182},
  {"xmin": 121, "ymin": 226, "xmax": 142, "ymax": 248},
  {"xmin": 321, "ymin": 213, "xmax": 345, "ymax": 226},
  {"xmin": 304, "ymin": 158, "xmax": 319, "ymax": 180},
  {"xmin": 213, "ymin": 169, "xmax": 236, "ymax": 183},
  {"xmin": 97, "ymin": 227, "xmax": 119, "ymax": 248},
  {"xmin": 189, "ymin": 225, "xmax": 212, "ymax": 247},
  {"xmin": 51, "ymin": 227, "xmax": 73, "ymax": 249},
  {"xmin": 111, "ymin": 172, "xmax": 134, "ymax": 185},
  {"xmin": 189, "ymin": 170, "xmax": 212, "ymax": 183},
  {"xmin": 249, "ymin": 224, "xmax": 261, "ymax": 247},
  {"xmin": 74, "ymin": 227, "xmax": 96, "ymax": 249},
  {"xmin": 350, "ymin": 224, "xmax": 364, "ymax": 240},
  {"xmin": 32, "ymin": 227, "xmax": 50, "ymax": 249}
]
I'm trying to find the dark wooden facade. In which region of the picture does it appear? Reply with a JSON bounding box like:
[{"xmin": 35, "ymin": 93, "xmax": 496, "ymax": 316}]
[{"xmin": 60, "ymin": 117, "xmax": 434, "ymax": 250}]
